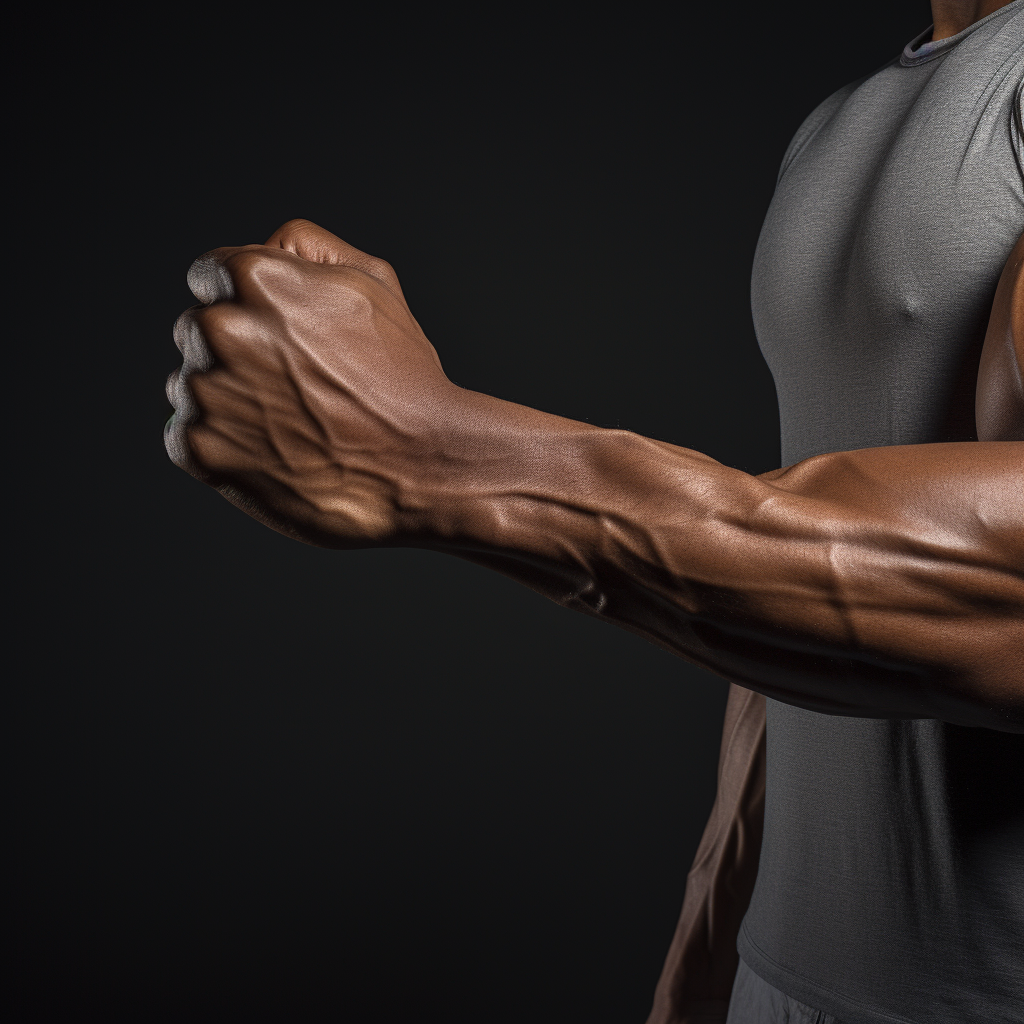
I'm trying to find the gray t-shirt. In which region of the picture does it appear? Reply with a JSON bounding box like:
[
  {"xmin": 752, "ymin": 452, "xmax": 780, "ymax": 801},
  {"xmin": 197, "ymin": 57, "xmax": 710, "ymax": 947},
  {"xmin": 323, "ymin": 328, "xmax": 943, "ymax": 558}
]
[{"xmin": 737, "ymin": 5, "xmax": 1024, "ymax": 1023}]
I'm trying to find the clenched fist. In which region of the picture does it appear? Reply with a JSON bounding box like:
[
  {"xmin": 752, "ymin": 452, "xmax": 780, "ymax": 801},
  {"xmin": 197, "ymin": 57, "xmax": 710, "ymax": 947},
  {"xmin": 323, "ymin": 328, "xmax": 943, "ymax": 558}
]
[{"xmin": 165, "ymin": 220, "xmax": 466, "ymax": 547}]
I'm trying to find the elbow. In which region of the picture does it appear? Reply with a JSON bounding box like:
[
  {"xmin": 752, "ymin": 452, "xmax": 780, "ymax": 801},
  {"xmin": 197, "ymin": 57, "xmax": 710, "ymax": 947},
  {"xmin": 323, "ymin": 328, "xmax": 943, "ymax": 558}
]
[{"xmin": 926, "ymin": 626, "xmax": 1024, "ymax": 733}]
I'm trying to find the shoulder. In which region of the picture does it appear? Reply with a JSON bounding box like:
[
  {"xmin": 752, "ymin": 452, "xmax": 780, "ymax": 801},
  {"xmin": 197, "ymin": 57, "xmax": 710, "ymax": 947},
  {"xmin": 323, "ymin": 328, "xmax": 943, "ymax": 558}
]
[{"xmin": 775, "ymin": 66, "xmax": 893, "ymax": 184}]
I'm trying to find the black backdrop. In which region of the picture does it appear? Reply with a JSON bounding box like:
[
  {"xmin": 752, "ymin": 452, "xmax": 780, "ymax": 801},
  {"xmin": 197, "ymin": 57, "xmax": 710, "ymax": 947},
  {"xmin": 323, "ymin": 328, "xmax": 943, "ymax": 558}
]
[{"xmin": 19, "ymin": 4, "xmax": 931, "ymax": 1022}]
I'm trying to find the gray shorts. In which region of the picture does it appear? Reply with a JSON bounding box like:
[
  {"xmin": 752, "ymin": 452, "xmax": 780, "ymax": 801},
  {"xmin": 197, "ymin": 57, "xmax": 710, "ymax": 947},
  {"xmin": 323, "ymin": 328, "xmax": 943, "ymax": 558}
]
[{"xmin": 726, "ymin": 959, "xmax": 846, "ymax": 1024}]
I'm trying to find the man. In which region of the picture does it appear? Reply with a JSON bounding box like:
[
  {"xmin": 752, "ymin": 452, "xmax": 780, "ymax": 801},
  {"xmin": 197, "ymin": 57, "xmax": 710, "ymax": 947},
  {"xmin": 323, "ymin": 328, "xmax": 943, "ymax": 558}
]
[{"xmin": 165, "ymin": 1, "xmax": 1023, "ymax": 1021}]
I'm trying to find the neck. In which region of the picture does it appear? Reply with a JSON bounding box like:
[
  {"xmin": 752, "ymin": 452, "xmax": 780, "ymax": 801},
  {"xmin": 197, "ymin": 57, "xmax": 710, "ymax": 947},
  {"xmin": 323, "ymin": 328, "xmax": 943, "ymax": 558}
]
[{"xmin": 930, "ymin": 0, "xmax": 1015, "ymax": 40}]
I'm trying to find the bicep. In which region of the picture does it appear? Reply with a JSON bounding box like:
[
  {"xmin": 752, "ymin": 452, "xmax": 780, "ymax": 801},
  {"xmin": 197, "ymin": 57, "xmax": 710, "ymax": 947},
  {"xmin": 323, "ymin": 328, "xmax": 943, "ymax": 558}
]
[{"xmin": 976, "ymin": 228, "xmax": 1024, "ymax": 441}]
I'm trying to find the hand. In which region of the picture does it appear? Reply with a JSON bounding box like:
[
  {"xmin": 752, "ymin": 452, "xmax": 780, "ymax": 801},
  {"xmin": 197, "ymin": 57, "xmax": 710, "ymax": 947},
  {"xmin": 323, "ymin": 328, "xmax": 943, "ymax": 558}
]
[{"xmin": 165, "ymin": 219, "xmax": 460, "ymax": 547}]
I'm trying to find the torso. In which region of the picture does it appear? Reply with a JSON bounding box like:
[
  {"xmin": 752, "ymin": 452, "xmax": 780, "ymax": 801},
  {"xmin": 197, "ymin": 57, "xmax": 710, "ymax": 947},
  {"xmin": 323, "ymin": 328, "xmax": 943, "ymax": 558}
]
[{"xmin": 738, "ymin": 6, "xmax": 1024, "ymax": 1021}]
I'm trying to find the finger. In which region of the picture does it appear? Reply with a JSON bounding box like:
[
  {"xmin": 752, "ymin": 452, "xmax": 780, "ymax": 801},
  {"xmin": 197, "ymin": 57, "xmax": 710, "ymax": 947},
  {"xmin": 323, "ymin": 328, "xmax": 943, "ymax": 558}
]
[
  {"xmin": 186, "ymin": 245, "xmax": 312, "ymax": 311},
  {"xmin": 187, "ymin": 250, "xmax": 238, "ymax": 305},
  {"xmin": 165, "ymin": 366, "xmax": 181, "ymax": 408},
  {"xmin": 163, "ymin": 374, "xmax": 203, "ymax": 477},
  {"xmin": 265, "ymin": 218, "xmax": 405, "ymax": 297},
  {"xmin": 189, "ymin": 300, "xmax": 260, "ymax": 364},
  {"xmin": 172, "ymin": 306, "xmax": 215, "ymax": 371},
  {"xmin": 164, "ymin": 364, "xmax": 200, "ymax": 423}
]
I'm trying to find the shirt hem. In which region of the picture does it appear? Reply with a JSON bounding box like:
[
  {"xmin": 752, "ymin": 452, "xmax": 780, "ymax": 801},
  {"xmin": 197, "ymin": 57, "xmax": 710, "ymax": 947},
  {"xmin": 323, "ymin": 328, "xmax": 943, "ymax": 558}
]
[{"xmin": 736, "ymin": 922, "xmax": 923, "ymax": 1024}]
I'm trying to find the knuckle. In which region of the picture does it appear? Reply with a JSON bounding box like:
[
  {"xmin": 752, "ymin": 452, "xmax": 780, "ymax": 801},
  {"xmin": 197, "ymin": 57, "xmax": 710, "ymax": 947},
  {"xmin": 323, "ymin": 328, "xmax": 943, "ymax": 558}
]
[
  {"xmin": 191, "ymin": 303, "xmax": 254, "ymax": 360},
  {"xmin": 192, "ymin": 300, "xmax": 237, "ymax": 336},
  {"xmin": 188, "ymin": 245, "xmax": 294, "ymax": 307},
  {"xmin": 186, "ymin": 421, "xmax": 240, "ymax": 481},
  {"xmin": 361, "ymin": 254, "xmax": 401, "ymax": 291},
  {"xmin": 163, "ymin": 398, "xmax": 223, "ymax": 483},
  {"xmin": 221, "ymin": 247, "xmax": 266, "ymax": 279},
  {"xmin": 224, "ymin": 247, "xmax": 298, "ymax": 297},
  {"xmin": 185, "ymin": 369, "xmax": 217, "ymax": 409},
  {"xmin": 183, "ymin": 421, "xmax": 215, "ymax": 462},
  {"xmin": 169, "ymin": 366, "xmax": 201, "ymax": 423},
  {"xmin": 276, "ymin": 218, "xmax": 316, "ymax": 242},
  {"xmin": 335, "ymin": 270, "xmax": 376, "ymax": 314},
  {"xmin": 364, "ymin": 255, "xmax": 394, "ymax": 279}
]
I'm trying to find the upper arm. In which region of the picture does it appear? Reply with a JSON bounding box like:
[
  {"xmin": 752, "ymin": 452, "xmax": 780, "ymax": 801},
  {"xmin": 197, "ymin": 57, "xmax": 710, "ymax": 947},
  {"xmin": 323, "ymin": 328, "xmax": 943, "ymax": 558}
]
[{"xmin": 976, "ymin": 228, "xmax": 1024, "ymax": 441}]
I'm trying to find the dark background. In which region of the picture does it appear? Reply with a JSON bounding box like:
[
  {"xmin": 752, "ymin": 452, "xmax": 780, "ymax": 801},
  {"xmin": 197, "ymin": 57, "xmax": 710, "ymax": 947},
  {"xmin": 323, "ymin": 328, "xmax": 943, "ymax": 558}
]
[{"xmin": 19, "ymin": 4, "xmax": 931, "ymax": 1022}]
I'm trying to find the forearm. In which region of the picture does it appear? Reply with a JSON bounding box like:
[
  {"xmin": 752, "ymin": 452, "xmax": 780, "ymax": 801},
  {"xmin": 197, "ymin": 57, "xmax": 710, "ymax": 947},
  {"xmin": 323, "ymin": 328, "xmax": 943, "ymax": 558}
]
[{"xmin": 402, "ymin": 390, "xmax": 1024, "ymax": 731}]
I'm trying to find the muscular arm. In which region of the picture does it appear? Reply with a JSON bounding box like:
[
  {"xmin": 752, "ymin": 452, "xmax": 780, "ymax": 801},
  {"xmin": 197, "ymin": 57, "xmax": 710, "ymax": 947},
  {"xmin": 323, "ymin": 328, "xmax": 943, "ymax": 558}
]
[{"xmin": 166, "ymin": 221, "xmax": 1024, "ymax": 735}]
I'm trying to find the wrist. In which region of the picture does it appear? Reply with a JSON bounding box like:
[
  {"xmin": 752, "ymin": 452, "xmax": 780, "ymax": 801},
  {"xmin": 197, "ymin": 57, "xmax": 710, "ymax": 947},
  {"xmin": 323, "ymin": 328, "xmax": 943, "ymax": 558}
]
[
  {"xmin": 306, "ymin": 378, "xmax": 488, "ymax": 548},
  {"xmin": 394, "ymin": 386, "xmax": 606, "ymax": 548}
]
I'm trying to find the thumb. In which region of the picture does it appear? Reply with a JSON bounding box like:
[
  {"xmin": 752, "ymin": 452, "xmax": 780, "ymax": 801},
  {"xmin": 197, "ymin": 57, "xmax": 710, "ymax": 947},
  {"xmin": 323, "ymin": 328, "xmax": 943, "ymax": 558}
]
[{"xmin": 265, "ymin": 218, "xmax": 405, "ymax": 298}]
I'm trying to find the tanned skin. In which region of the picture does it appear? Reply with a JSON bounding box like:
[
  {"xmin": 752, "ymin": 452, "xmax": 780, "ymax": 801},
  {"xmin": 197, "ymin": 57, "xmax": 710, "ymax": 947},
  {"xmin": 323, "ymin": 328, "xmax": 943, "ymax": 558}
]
[
  {"xmin": 165, "ymin": 3, "xmax": 1022, "ymax": 1020},
  {"xmin": 166, "ymin": 219, "xmax": 1023, "ymax": 727},
  {"xmin": 931, "ymin": 0, "xmax": 1015, "ymax": 39},
  {"xmin": 646, "ymin": 683, "xmax": 767, "ymax": 1024}
]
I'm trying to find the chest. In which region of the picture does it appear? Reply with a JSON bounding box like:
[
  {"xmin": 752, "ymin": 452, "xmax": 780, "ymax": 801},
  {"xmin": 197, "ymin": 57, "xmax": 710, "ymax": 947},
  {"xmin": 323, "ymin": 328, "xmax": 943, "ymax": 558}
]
[{"xmin": 750, "ymin": 57, "xmax": 1023, "ymax": 458}]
